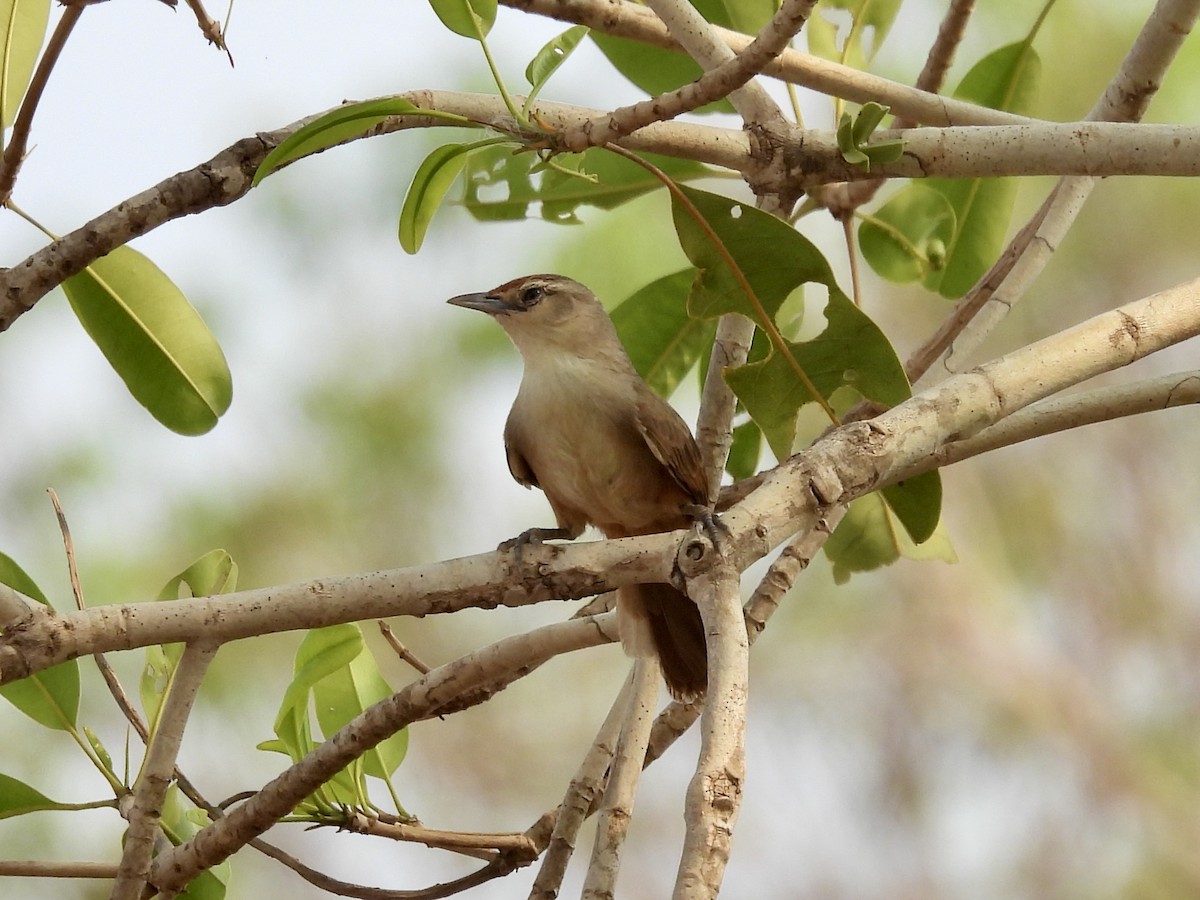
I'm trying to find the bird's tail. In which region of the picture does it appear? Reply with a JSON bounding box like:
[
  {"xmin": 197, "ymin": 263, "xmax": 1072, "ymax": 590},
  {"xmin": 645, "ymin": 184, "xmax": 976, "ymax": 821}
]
[{"xmin": 617, "ymin": 582, "xmax": 707, "ymax": 701}]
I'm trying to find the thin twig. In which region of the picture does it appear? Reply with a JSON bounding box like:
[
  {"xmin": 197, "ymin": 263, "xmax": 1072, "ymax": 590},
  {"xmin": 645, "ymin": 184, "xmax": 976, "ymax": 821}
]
[
  {"xmin": 0, "ymin": 4, "xmax": 85, "ymax": 203},
  {"xmin": 378, "ymin": 621, "xmax": 432, "ymax": 674}
]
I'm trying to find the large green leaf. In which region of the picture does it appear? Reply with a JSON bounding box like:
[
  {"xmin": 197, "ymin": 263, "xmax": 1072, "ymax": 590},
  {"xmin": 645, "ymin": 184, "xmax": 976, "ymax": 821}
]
[
  {"xmin": 0, "ymin": 0, "xmax": 49, "ymax": 127},
  {"xmin": 671, "ymin": 185, "xmax": 941, "ymax": 544},
  {"xmin": 924, "ymin": 41, "xmax": 1041, "ymax": 297},
  {"xmin": 253, "ymin": 98, "xmax": 471, "ymax": 186},
  {"xmin": 611, "ymin": 269, "xmax": 715, "ymax": 397},
  {"xmin": 62, "ymin": 247, "xmax": 232, "ymax": 435},
  {"xmin": 427, "ymin": 0, "xmax": 496, "ymax": 39},
  {"xmin": 462, "ymin": 146, "xmax": 710, "ymax": 223},
  {"xmin": 0, "ymin": 552, "xmax": 79, "ymax": 730}
]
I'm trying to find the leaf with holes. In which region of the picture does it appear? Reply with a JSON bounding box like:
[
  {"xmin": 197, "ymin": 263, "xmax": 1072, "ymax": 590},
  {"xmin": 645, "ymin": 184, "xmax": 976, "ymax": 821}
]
[{"xmin": 525, "ymin": 25, "xmax": 588, "ymax": 99}]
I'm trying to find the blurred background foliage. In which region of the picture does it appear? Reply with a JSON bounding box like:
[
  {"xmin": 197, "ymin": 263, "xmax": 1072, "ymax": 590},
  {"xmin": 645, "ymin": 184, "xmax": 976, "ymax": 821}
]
[{"xmin": 1, "ymin": 1, "xmax": 1199, "ymax": 897}]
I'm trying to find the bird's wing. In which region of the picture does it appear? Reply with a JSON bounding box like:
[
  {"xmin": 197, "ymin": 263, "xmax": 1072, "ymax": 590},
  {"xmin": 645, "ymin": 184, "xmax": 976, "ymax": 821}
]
[
  {"xmin": 634, "ymin": 387, "xmax": 709, "ymax": 506},
  {"xmin": 503, "ymin": 416, "xmax": 539, "ymax": 489}
]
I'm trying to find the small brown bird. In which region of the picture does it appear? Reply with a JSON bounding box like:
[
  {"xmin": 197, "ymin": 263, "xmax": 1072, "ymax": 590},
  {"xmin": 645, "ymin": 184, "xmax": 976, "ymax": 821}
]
[{"xmin": 448, "ymin": 274, "xmax": 710, "ymax": 699}]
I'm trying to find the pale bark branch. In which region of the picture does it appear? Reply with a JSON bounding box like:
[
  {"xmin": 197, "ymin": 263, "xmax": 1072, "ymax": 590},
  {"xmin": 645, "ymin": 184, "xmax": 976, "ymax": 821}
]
[
  {"xmin": 4, "ymin": 86, "xmax": 1200, "ymax": 334},
  {"xmin": 917, "ymin": 370, "xmax": 1200, "ymax": 473},
  {"xmin": 503, "ymin": 0, "xmax": 1031, "ymax": 127},
  {"xmin": 673, "ymin": 536, "xmax": 745, "ymax": 899},
  {"xmin": 558, "ymin": 0, "xmax": 815, "ymax": 151},
  {"xmin": 111, "ymin": 642, "xmax": 217, "ymax": 900},
  {"xmin": 581, "ymin": 659, "xmax": 659, "ymax": 898}
]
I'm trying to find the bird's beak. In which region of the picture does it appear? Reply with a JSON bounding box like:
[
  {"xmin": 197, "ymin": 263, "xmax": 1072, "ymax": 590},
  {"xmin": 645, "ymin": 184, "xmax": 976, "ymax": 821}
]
[{"xmin": 447, "ymin": 292, "xmax": 512, "ymax": 315}]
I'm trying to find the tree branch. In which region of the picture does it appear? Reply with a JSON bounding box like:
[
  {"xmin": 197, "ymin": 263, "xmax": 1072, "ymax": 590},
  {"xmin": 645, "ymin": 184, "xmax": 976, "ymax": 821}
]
[
  {"xmin": 909, "ymin": 0, "xmax": 1200, "ymax": 384},
  {"xmin": 147, "ymin": 615, "xmax": 613, "ymax": 893},
  {"xmin": 673, "ymin": 535, "xmax": 746, "ymax": 899},
  {"xmin": 503, "ymin": 0, "xmax": 1031, "ymax": 127},
  {"xmin": 557, "ymin": 0, "xmax": 816, "ymax": 151},
  {"xmin": 581, "ymin": 659, "xmax": 659, "ymax": 897}
]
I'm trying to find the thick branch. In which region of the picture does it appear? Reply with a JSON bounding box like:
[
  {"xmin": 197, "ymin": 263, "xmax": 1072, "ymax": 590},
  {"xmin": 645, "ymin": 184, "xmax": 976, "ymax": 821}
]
[{"xmin": 673, "ymin": 536, "xmax": 746, "ymax": 899}]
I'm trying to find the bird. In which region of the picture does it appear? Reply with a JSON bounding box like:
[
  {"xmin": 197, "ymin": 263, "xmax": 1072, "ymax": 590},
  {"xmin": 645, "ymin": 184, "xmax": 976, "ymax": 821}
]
[{"xmin": 447, "ymin": 273, "xmax": 711, "ymax": 700}]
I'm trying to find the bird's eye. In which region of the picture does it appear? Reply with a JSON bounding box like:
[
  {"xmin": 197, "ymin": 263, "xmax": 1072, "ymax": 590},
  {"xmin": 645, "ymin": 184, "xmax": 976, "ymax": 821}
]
[{"xmin": 520, "ymin": 285, "xmax": 544, "ymax": 306}]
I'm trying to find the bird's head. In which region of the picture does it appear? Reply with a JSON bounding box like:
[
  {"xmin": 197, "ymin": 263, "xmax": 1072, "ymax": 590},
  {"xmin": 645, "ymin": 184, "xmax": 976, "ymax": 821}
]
[{"xmin": 447, "ymin": 274, "xmax": 625, "ymax": 363}]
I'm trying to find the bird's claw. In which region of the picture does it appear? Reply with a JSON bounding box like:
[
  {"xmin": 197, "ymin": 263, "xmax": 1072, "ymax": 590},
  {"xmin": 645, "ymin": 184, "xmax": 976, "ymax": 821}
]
[
  {"xmin": 498, "ymin": 527, "xmax": 571, "ymax": 564},
  {"xmin": 683, "ymin": 504, "xmax": 729, "ymax": 555}
]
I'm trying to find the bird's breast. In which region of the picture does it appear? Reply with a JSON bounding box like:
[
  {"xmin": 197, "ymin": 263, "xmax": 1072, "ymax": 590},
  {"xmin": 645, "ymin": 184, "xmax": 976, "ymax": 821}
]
[{"xmin": 507, "ymin": 357, "xmax": 688, "ymax": 535}]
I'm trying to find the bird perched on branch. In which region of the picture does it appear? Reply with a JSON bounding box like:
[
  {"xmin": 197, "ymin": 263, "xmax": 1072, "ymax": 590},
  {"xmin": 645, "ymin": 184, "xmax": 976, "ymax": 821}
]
[{"xmin": 448, "ymin": 274, "xmax": 710, "ymax": 700}]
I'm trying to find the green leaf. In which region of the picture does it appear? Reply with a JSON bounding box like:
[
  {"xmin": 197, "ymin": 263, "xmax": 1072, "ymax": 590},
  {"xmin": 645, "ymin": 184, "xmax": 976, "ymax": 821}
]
[
  {"xmin": 462, "ymin": 145, "xmax": 710, "ymax": 223},
  {"xmin": 611, "ymin": 269, "xmax": 715, "ymax": 397},
  {"xmin": 860, "ymin": 184, "xmax": 957, "ymax": 283},
  {"xmin": 273, "ymin": 624, "xmax": 364, "ymax": 762},
  {"xmin": 399, "ymin": 143, "xmax": 474, "ymax": 254},
  {"xmin": 0, "ymin": 772, "xmax": 72, "ymax": 818},
  {"xmin": 312, "ymin": 649, "xmax": 407, "ymax": 781},
  {"xmin": 0, "ymin": 0, "xmax": 50, "ymax": 128},
  {"xmin": 924, "ymin": 41, "xmax": 1041, "ymax": 297},
  {"xmin": 881, "ymin": 469, "xmax": 942, "ymax": 544},
  {"xmin": 143, "ymin": 551, "xmax": 238, "ymax": 728},
  {"xmin": 62, "ymin": 247, "xmax": 232, "ymax": 435},
  {"xmin": 672, "ymin": 184, "xmax": 910, "ymax": 457},
  {"xmin": 0, "ymin": 552, "xmax": 79, "ymax": 730},
  {"xmin": 709, "ymin": 0, "xmax": 775, "ymax": 34},
  {"xmin": 826, "ymin": 491, "xmax": 956, "ymax": 583},
  {"xmin": 157, "ymin": 549, "xmax": 238, "ymax": 602},
  {"xmin": 525, "ymin": 25, "xmax": 588, "ymax": 98},
  {"xmin": 837, "ymin": 103, "xmax": 904, "ymax": 172},
  {"xmin": 427, "ymin": 0, "xmax": 496, "ymax": 38},
  {"xmin": 670, "ymin": 184, "xmax": 942, "ymax": 542},
  {"xmin": 0, "ymin": 549, "xmax": 46, "ymax": 604},
  {"xmin": 253, "ymin": 98, "xmax": 471, "ymax": 186},
  {"xmin": 726, "ymin": 420, "xmax": 763, "ymax": 481},
  {"xmin": 268, "ymin": 625, "xmax": 403, "ymax": 811}
]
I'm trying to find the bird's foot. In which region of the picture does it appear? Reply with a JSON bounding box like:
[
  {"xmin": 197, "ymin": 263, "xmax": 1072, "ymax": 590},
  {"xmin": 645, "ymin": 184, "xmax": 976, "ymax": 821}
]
[
  {"xmin": 498, "ymin": 526, "xmax": 573, "ymax": 564},
  {"xmin": 683, "ymin": 504, "xmax": 730, "ymax": 555}
]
